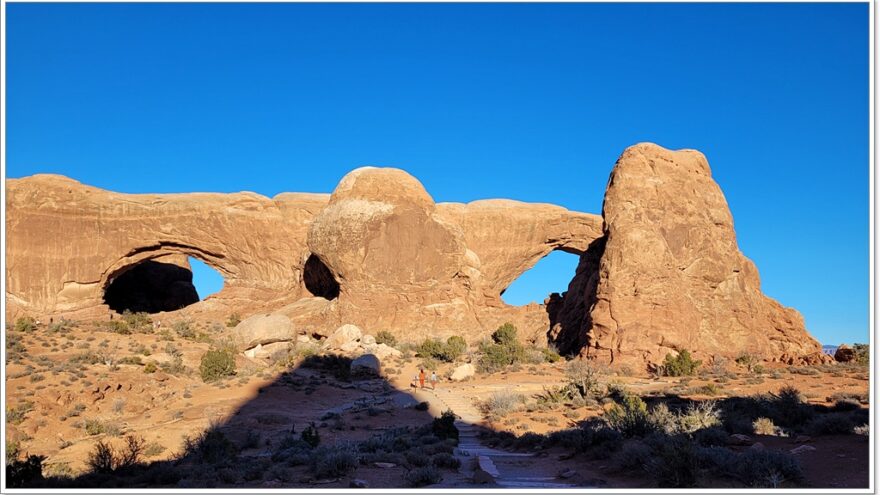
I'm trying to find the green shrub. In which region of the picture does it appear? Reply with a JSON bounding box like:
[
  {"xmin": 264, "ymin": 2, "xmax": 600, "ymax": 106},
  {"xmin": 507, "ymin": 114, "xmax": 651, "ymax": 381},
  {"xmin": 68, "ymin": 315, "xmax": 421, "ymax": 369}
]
[
  {"xmin": 644, "ymin": 435, "xmax": 699, "ymax": 488},
  {"xmin": 7, "ymin": 401, "xmax": 34, "ymax": 425},
  {"xmin": 173, "ymin": 320, "xmax": 196, "ymax": 339},
  {"xmin": 477, "ymin": 340, "xmax": 514, "ymax": 373},
  {"xmin": 143, "ymin": 362, "xmax": 158, "ymax": 374},
  {"xmin": 225, "ymin": 313, "xmax": 241, "ymax": 328},
  {"xmin": 121, "ymin": 311, "xmax": 152, "ymax": 331},
  {"xmin": 492, "ymin": 323, "xmax": 518, "ymax": 347},
  {"xmin": 853, "ymin": 343, "xmax": 869, "ymax": 365},
  {"xmin": 660, "ymin": 350, "xmax": 701, "ymax": 376},
  {"xmin": 431, "ymin": 410, "xmax": 459, "ymax": 441},
  {"xmin": 183, "ymin": 429, "xmax": 238, "ymax": 464},
  {"xmin": 769, "ymin": 386, "xmax": 814, "ymax": 428},
  {"xmin": 806, "ymin": 413, "xmax": 856, "ymax": 436},
  {"xmin": 375, "ymin": 331, "xmax": 397, "ymax": 347},
  {"xmin": 199, "ymin": 347, "xmax": 236, "ymax": 382},
  {"xmin": 605, "ymin": 393, "xmax": 653, "ymax": 437},
  {"xmin": 443, "ymin": 336, "xmax": 467, "ymax": 361},
  {"xmin": 540, "ymin": 345, "xmax": 563, "ymax": 363},
  {"xmin": 405, "ymin": 465, "xmax": 442, "ymax": 487},
  {"xmin": 430, "ymin": 452, "xmax": 460, "ymax": 469},
  {"xmin": 14, "ymin": 317, "xmax": 37, "ymax": 333},
  {"xmin": 301, "ymin": 423, "xmax": 321, "ymax": 448},
  {"xmin": 565, "ymin": 360, "xmax": 601, "ymax": 399},
  {"xmin": 310, "ymin": 445, "xmax": 358, "ymax": 478},
  {"xmin": 5, "ymin": 453, "xmax": 45, "ymax": 487},
  {"xmin": 481, "ymin": 390, "xmax": 523, "ymax": 417}
]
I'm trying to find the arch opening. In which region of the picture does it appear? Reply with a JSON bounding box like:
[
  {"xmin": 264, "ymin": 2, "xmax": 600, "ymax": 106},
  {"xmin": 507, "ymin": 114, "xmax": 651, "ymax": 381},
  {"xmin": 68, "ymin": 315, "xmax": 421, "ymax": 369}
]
[
  {"xmin": 303, "ymin": 254, "xmax": 340, "ymax": 300},
  {"xmin": 103, "ymin": 256, "xmax": 225, "ymax": 314},
  {"xmin": 501, "ymin": 250, "xmax": 580, "ymax": 306}
]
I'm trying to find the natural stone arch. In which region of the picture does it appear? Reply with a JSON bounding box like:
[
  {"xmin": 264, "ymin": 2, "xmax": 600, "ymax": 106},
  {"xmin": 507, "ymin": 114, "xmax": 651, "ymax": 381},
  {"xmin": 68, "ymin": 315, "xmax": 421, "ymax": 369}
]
[
  {"xmin": 101, "ymin": 243, "xmax": 231, "ymax": 314},
  {"xmin": 302, "ymin": 254, "xmax": 340, "ymax": 300}
]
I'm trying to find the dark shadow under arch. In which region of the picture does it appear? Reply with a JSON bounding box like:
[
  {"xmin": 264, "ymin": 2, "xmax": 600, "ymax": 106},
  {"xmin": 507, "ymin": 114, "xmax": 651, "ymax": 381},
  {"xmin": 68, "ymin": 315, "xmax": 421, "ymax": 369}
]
[
  {"xmin": 103, "ymin": 260, "xmax": 199, "ymax": 314},
  {"xmin": 303, "ymin": 254, "xmax": 340, "ymax": 300}
]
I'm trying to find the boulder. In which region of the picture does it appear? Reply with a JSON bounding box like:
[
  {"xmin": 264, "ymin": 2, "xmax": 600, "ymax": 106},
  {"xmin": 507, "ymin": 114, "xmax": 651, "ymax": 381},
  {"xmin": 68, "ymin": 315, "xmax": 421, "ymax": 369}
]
[
  {"xmin": 372, "ymin": 343, "xmax": 402, "ymax": 360},
  {"xmin": 323, "ymin": 324, "xmax": 363, "ymax": 350},
  {"xmin": 361, "ymin": 334, "xmax": 376, "ymax": 346},
  {"xmin": 233, "ymin": 314, "xmax": 295, "ymax": 350},
  {"xmin": 449, "ymin": 363, "xmax": 475, "ymax": 382},
  {"xmin": 350, "ymin": 354, "xmax": 381, "ymax": 377},
  {"xmin": 790, "ymin": 445, "xmax": 817, "ymax": 455},
  {"xmin": 834, "ymin": 345, "xmax": 856, "ymax": 362}
]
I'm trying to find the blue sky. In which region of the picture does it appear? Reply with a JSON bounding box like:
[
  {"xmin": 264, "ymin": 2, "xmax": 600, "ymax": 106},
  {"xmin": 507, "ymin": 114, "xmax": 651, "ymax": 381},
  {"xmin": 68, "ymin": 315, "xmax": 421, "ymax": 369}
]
[{"xmin": 6, "ymin": 3, "xmax": 869, "ymax": 344}]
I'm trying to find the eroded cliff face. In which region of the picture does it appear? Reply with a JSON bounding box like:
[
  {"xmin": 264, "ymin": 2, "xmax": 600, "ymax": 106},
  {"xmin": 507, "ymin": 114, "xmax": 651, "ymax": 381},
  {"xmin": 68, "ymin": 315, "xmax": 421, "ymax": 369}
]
[
  {"xmin": 5, "ymin": 143, "xmax": 827, "ymax": 366},
  {"xmin": 5, "ymin": 169, "xmax": 602, "ymax": 344},
  {"xmin": 548, "ymin": 144, "xmax": 827, "ymax": 366}
]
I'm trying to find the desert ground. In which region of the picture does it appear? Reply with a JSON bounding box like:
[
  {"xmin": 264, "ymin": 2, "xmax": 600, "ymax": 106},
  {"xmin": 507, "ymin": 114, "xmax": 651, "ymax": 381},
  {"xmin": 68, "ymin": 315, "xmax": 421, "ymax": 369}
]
[{"xmin": 4, "ymin": 313, "xmax": 870, "ymax": 489}]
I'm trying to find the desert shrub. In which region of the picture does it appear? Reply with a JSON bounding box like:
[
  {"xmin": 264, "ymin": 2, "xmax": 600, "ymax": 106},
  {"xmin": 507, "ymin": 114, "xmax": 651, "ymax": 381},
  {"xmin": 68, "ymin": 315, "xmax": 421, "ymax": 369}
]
[
  {"xmin": 405, "ymin": 449, "xmax": 429, "ymax": 467},
  {"xmin": 477, "ymin": 323, "xmax": 527, "ymax": 373},
  {"xmin": 199, "ymin": 347, "xmax": 236, "ymax": 382},
  {"xmin": 118, "ymin": 356, "xmax": 143, "ymax": 366},
  {"xmin": 310, "ymin": 445, "xmax": 358, "ymax": 478},
  {"xmin": 105, "ymin": 320, "xmax": 132, "ymax": 335},
  {"xmin": 225, "ymin": 313, "xmax": 241, "ymax": 328},
  {"xmin": 14, "ymin": 317, "xmax": 37, "ymax": 333},
  {"xmin": 85, "ymin": 435, "xmax": 145, "ymax": 474},
  {"xmin": 644, "ymin": 435, "xmax": 699, "ymax": 488},
  {"xmin": 5, "ymin": 453, "xmax": 45, "ymax": 488},
  {"xmin": 405, "ymin": 465, "xmax": 442, "ymax": 487},
  {"xmin": 735, "ymin": 352, "xmax": 760, "ymax": 372},
  {"xmin": 481, "ymin": 389, "xmax": 523, "ymax": 417},
  {"xmin": 565, "ymin": 360, "xmax": 601, "ymax": 399},
  {"xmin": 832, "ymin": 398, "xmax": 862, "ymax": 412},
  {"xmin": 605, "ymin": 393, "xmax": 653, "ymax": 437},
  {"xmin": 540, "ymin": 345, "xmax": 563, "ymax": 363},
  {"xmin": 477, "ymin": 340, "xmax": 513, "ymax": 373},
  {"xmin": 431, "ymin": 410, "xmax": 459, "ymax": 441},
  {"xmin": 512, "ymin": 432, "xmax": 545, "ymax": 450},
  {"xmin": 443, "ymin": 336, "xmax": 467, "ymax": 361},
  {"xmin": 375, "ymin": 331, "xmax": 397, "ymax": 347},
  {"xmin": 416, "ymin": 338, "xmax": 446, "ymax": 359},
  {"xmin": 430, "ymin": 452, "xmax": 460, "ymax": 469},
  {"xmin": 729, "ymin": 449, "xmax": 803, "ymax": 488},
  {"xmin": 143, "ymin": 362, "xmax": 157, "ymax": 374},
  {"xmin": 121, "ymin": 311, "xmax": 152, "ymax": 331},
  {"xmin": 7, "ymin": 401, "xmax": 34, "ymax": 425},
  {"xmin": 660, "ymin": 349, "xmax": 701, "ymax": 376},
  {"xmin": 853, "ymin": 343, "xmax": 869, "ymax": 366},
  {"xmin": 414, "ymin": 401, "xmax": 429, "ymax": 411},
  {"xmin": 769, "ymin": 386, "xmax": 814, "ymax": 428},
  {"xmin": 753, "ymin": 417, "xmax": 777, "ymax": 435},
  {"xmin": 806, "ymin": 413, "xmax": 856, "ymax": 436},
  {"xmin": 83, "ymin": 419, "xmax": 107, "ymax": 436},
  {"xmin": 694, "ymin": 426, "xmax": 729, "ymax": 447},
  {"xmin": 301, "ymin": 423, "xmax": 321, "ymax": 448},
  {"xmin": 676, "ymin": 401, "xmax": 721, "ymax": 433},
  {"xmin": 173, "ymin": 320, "xmax": 196, "ymax": 339},
  {"xmin": 184, "ymin": 429, "xmax": 238, "ymax": 464},
  {"xmin": 492, "ymin": 322, "xmax": 518, "ymax": 346},
  {"xmin": 611, "ymin": 441, "xmax": 652, "ymax": 471}
]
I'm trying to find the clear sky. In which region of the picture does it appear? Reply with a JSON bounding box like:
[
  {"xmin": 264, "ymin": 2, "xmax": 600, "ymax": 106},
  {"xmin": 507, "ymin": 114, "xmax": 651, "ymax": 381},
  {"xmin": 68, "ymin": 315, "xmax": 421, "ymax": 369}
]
[{"xmin": 6, "ymin": 3, "xmax": 869, "ymax": 345}]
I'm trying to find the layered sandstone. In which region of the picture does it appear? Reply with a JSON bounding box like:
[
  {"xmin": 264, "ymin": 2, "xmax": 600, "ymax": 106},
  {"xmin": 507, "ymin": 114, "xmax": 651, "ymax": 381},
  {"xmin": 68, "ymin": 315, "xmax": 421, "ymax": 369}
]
[
  {"xmin": 549, "ymin": 144, "xmax": 827, "ymax": 366},
  {"xmin": 5, "ymin": 144, "xmax": 827, "ymax": 366}
]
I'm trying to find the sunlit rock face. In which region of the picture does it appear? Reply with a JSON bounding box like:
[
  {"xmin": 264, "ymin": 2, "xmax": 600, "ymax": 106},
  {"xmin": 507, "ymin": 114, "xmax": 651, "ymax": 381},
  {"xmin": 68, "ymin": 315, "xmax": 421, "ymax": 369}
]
[{"xmin": 5, "ymin": 143, "xmax": 827, "ymax": 367}]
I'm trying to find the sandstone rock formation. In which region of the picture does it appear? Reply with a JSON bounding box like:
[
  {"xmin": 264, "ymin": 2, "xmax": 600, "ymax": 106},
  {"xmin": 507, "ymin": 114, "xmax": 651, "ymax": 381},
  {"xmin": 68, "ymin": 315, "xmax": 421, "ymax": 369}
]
[
  {"xmin": 548, "ymin": 143, "xmax": 827, "ymax": 366},
  {"xmin": 232, "ymin": 313, "xmax": 296, "ymax": 351},
  {"xmin": 5, "ymin": 143, "xmax": 828, "ymax": 367}
]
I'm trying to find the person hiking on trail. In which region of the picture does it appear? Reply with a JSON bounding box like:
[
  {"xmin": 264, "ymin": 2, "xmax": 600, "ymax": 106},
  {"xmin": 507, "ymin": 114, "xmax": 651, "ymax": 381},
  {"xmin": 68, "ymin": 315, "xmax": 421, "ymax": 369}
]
[
  {"xmin": 430, "ymin": 371, "xmax": 438, "ymax": 390},
  {"xmin": 418, "ymin": 368, "xmax": 426, "ymax": 389}
]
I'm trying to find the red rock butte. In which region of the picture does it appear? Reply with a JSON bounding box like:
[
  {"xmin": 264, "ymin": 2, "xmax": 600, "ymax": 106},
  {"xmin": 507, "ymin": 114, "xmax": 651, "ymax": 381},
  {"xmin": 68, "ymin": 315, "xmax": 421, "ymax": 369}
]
[{"xmin": 4, "ymin": 143, "xmax": 828, "ymax": 368}]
